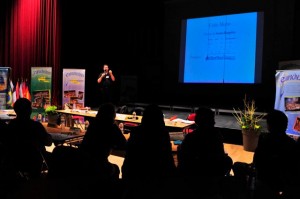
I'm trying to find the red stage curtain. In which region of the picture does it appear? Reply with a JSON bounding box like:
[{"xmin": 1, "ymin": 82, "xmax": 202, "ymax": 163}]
[{"xmin": 0, "ymin": 0, "xmax": 61, "ymax": 105}]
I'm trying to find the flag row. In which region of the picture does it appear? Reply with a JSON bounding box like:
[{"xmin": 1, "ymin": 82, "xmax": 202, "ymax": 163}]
[{"xmin": 7, "ymin": 79, "xmax": 31, "ymax": 108}]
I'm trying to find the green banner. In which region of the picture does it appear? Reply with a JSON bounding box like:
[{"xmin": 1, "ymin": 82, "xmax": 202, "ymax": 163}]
[
  {"xmin": 0, "ymin": 67, "xmax": 10, "ymax": 109},
  {"xmin": 31, "ymin": 67, "xmax": 52, "ymax": 112}
]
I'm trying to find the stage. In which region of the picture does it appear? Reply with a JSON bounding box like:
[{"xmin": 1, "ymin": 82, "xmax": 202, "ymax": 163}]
[{"xmin": 145, "ymin": 105, "xmax": 268, "ymax": 145}]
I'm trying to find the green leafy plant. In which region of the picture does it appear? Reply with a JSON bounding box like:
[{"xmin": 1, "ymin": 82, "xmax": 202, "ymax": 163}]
[
  {"xmin": 233, "ymin": 97, "xmax": 266, "ymax": 135},
  {"xmin": 45, "ymin": 105, "xmax": 58, "ymax": 115}
]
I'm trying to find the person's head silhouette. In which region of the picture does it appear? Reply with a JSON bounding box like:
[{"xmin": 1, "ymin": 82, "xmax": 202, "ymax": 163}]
[
  {"xmin": 266, "ymin": 109, "xmax": 288, "ymax": 134},
  {"xmin": 13, "ymin": 98, "xmax": 32, "ymax": 119},
  {"xmin": 195, "ymin": 106, "xmax": 215, "ymax": 127},
  {"xmin": 141, "ymin": 104, "xmax": 164, "ymax": 128},
  {"xmin": 95, "ymin": 102, "xmax": 116, "ymax": 123}
]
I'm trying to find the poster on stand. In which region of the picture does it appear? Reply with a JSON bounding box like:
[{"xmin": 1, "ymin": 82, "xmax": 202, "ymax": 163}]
[
  {"xmin": 0, "ymin": 67, "xmax": 11, "ymax": 109},
  {"xmin": 62, "ymin": 69, "xmax": 85, "ymax": 109},
  {"xmin": 275, "ymin": 68, "xmax": 300, "ymax": 137},
  {"xmin": 31, "ymin": 67, "xmax": 52, "ymax": 111}
]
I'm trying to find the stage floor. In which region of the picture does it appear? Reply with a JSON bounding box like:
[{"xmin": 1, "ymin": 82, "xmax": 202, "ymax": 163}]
[
  {"xmin": 92, "ymin": 104, "xmax": 268, "ymax": 145},
  {"xmin": 161, "ymin": 109, "xmax": 267, "ymax": 131},
  {"xmin": 161, "ymin": 108, "xmax": 267, "ymax": 145}
]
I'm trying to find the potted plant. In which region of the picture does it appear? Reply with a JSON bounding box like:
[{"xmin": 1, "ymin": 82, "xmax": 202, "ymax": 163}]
[
  {"xmin": 45, "ymin": 105, "xmax": 59, "ymax": 127},
  {"xmin": 233, "ymin": 96, "xmax": 266, "ymax": 152}
]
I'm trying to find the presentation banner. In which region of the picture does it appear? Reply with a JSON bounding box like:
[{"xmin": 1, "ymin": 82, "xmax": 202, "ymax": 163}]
[
  {"xmin": 62, "ymin": 69, "xmax": 85, "ymax": 109},
  {"xmin": 0, "ymin": 67, "xmax": 10, "ymax": 109},
  {"xmin": 31, "ymin": 67, "xmax": 52, "ymax": 110},
  {"xmin": 275, "ymin": 69, "xmax": 300, "ymax": 136}
]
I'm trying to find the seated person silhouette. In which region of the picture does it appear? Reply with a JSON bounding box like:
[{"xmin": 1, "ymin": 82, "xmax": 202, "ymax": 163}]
[
  {"xmin": 122, "ymin": 104, "xmax": 176, "ymax": 181},
  {"xmin": 121, "ymin": 104, "xmax": 177, "ymax": 198},
  {"xmin": 5, "ymin": 98, "xmax": 52, "ymax": 179},
  {"xmin": 253, "ymin": 109, "xmax": 297, "ymax": 198},
  {"xmin": 284, "ymin": 137, "xmax": 300, "ymax": 199},
  {"xmin": 47, "ymin": 103, "xmax": 126, "ymax": 198},
  {"xmin": 177, "ymin": 106, "xmax": 233, "ymax": 180},
  {"xmin": 79, "ymin": 102, "xmax": 127, "ymax": 180},
  {"xmin": 0, "ymin": 119, "xmax": 8, "ymax": 143}
]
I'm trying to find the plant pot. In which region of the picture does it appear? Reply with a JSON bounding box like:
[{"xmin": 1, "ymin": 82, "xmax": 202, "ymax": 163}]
[
  {"xmin": 47, "ymin": 114, "xmax": 59, "ymax": 128},
  {"xmin": 242, "ymin": 129, "xmax": 259, "ymax": 152}
]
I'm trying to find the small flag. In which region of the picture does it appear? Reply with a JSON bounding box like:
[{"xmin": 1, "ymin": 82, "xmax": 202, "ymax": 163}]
[
  {"xmin": 15, "ymin": 80, "xmax": 19, "ymax": 100},
  {"xmin": 6, "ymin": 79, "xmax": 13, "ymax": 108},
  {"xmin": 12, "ymin": 80, "xmax": 16, "ymax": 106}
]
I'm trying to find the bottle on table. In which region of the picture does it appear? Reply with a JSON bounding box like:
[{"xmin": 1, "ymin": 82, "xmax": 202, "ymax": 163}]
[
  {"xmin": 37, "ymin": 113, "xmax": 42, "ymax": 122},
  {"xmin": 61, "ymin": 115, "xmax": 65, "ymax": 130},
  {"xmin": 132, "ymin": 111, "xmax": 136, "ymax": 120},
  {"xmin": 119, "ymin": 122, "xmax": 124, "ymax": 134},
  {"xmin": 85, "ymin": 120, "xmax": 89, "ymax": 130}
]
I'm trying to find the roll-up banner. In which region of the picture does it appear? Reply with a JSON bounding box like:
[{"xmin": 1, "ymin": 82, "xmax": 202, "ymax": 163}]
[
  {"xmin": 0, "ymin": 67, "xmax": 10, "ymax": 109},
  {"xmin": 62, "ymin": 69, "xmax": 85, "ymax": 109},
  {"xmin": 31, "ymin": 67, "xmax": 52, "ymax": 111},
  {"xmin": 275, "ymin": 67, "xmax": 300, "ymax": 137}
]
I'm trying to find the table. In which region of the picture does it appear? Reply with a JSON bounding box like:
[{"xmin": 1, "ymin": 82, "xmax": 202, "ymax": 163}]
[
  {"xmin": 56, "ymin": 109, "xmax": 194, "ymax": 130},
  {"xmin": 48, "ymin": 133, "xmax": 84, "ymax": 146},
  {"xmin": 0, "ymin": 109, "xmax": 16, "ymax": 120},
  {"xmin": 43, "ymin": 123, "xmax": 84, "ymax": 147}
]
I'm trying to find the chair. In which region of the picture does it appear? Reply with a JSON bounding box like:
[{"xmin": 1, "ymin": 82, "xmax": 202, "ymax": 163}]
[
  {"xmin": 187, "ymin": 113, "xmax": 196, "ymax": 121},
  {"xmin": 183, "ymin": 113, "xmax": 196, "ymax": 134},
  {"xmin": 117, "ymin": 105, "xmax": 129, "ymax": 114},
  {"xmin": 71, "ymin": 115, "xmax": 84, "ymax": 129},
  {"xmin": 47, "ymin": 145, "xmax": 83, "ymax": 178},
  {"xmin": 7, "ymin": 145, "xmax": 50, "ymax": 180},
  {"xmin": 132, "ymin": 107, "xmax": 144, "ymax": 116}
]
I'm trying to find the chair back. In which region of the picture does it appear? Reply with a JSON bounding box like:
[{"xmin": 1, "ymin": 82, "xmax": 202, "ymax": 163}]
[
  {"xmin": 117, "ymin": 105, "xmax": 129, "ymax": 114},
  {"xmin": 187, "ymin": 113, "xmax": 196, "ymax": 121},
  {"xmin": 183, "ymin": 113, "xmax": 196, "ymax": 134},
  {"xmin": 133, "ymin": 107, "xmax": 145, "ymax": 116}
]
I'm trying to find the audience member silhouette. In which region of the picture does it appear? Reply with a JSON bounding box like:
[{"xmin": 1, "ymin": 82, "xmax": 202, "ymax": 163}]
[
  {"xmin": 0, "ymin": 119, "xmax": 9, "ymax": 197},
  {"xmin": 253, "ymin": 109, "xmax": 297, "ymax": 198},
  {"xmin": 177, "ymin": 106, "xmax": 233, "ymax": 199},
  {"xmin": 47, "ymin": 103, "xmax": 126, "ymax": 199},
  {"xmin": 177, "ymin": 106, "xmax": 232, "ymax": 179},
  {"xmin": 284, "ymin": 136, "xmax": 300, "ymax": 199},
  {"xmin": 121, "ymin": 104, "xmax": 177, "ymax": 198},
  {"xmin": 0, "ymin": 119, "xmax": 8, "ymax": 142},
  {"xmin": 79, "ymin": 102, "xmax": 127, "ymax": 180},
  {"xmin": 0, "ymin": 118, "xmax": 8, "ymax": 157},
  {"xmin": 5, "ymin": 98, "xmax": 52, "ymax": 179}
]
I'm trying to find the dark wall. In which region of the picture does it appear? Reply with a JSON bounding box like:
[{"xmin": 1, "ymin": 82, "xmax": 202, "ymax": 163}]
[
  {"xmin": 162, "ymin": 0, "xmax": 296, "ymax": 111},
  {"xmin": 60, "ymin": 1, "xmax": 165, "ymax": 108},
  {"xmin": 60, "ymin": 0, "xmax": 300, "ymax": 111}
]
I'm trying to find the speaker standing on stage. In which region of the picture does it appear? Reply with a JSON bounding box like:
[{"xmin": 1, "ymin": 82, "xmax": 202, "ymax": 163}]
[{"xmin": 97, "ymin": 64, "xmax": 115, "ymax": 104}]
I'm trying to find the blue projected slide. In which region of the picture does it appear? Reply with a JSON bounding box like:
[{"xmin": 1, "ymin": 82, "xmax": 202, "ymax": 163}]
[{"xmin": 179, "ymin": 12, "xmax": 264, "ymax": 84}]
